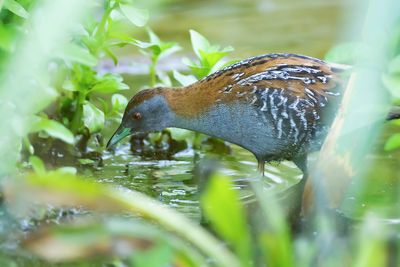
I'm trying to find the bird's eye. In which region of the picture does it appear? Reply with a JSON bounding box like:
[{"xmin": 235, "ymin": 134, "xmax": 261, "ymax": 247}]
[{"xmin": 132, "ymin": 112, "xmax": 142, "ymax": 120}]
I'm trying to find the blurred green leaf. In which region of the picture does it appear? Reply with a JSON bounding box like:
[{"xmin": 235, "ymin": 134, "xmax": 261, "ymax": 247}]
[
  {"xmin": 59, "ymin": 43, "xmax": 98, "ymax": 67},
  {"xmin": 83, "ymin": 101, "xmax": 105, "ymax": 133},
  {"xmin": 189, "ymin": 30, "xmax": 210, "ymax": 59},
  {"xmin": 186, "ymin": 30, "xmax": 233, "ymax": 78},
  {"xmin": 4, "ymin": 0, "xmax": 29, "ymax": 18},
  {"xmin": 169, "ymin": 128, "xmax": 193, "ymax": 142},
  {"xmin": 182, "ymin": 58, "xmax": 209, "ymax": 78},
  {"xmin": 382, "ymin": 74, "xmax": 400, "ymax": 99},
  {"xmin": 111, "ymin": 93, "xmax": 128, "ymax": 112},
  {"xmin": 325, "ymin": 42, "xmax": 367, "ymax": 64},
  {"xmin": 201, "ymin": 174, "xmax": 252, "ymax": 267},
  {"xmin": 78, "ymin": 158, "xmax": 95, "ymax": 165},
  {"xmin": 134, "ymin": 29, "xmax": 181, "ymax": 60},
  {"xmin": 23, "ymin": 136, "xmax": 34, "ymax": 154},
  {"xmin": 61, "ymin": 80, "xmax": 77, "ymax": 92},
  {"xmin": 200, "ymin": 49, "xmax": 232, "ymax": 70},
  {"xmin": 173, "ymin": 71, "xmax": 197, "ymax": 86},
  {"xmin": 250, "ymin": 182, "xmax": 294, "ymax": 267},
  {"xmin": 119, "ymin": 4, "xmax": 148, "ymax": 27},
  {"xmin": 384, "ymin": 133, "xmax": 400, "ymax": 151},
  {"xmin": 31, "ymin": 117, "xmax": 75, "ymax": 144},
  {"xmin": 353, "ymin": 216, "xmax": 387, "ymax": 267},
  {"xmin": 91, "ymin": 74, "xmax": 129, "ymax": 94},
  {"xmin": 29, "ymin": 155, "xmax": 46, "ymax": 175},
  {"xmin": 388, "ymin": 55, "xmax": 400, "ymax": 74},
  {"xmin": 130, "ymin": 241, "xmax": 173, "ymax": 267},
  {"xmin": 0, "ymin": 24, "xmax": 17, "ymax": 52},
  {"xmin": 8, "ymin": 173, "xmax": 240, "ymax": 267},
  {"xmin": 156, "ymin": 71, "xmax": 172, "ymax": 87}
]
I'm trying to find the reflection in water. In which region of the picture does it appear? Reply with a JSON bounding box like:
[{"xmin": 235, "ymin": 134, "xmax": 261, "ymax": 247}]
[{"xmin": 96, "ymin": 143, "xmax": 301, "ymax": 221}]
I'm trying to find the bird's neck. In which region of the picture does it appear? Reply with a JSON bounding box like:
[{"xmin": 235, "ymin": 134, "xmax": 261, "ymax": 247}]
[{"xmin": 158, "ymin": 87, "xmax": 236, "ymax": 144}]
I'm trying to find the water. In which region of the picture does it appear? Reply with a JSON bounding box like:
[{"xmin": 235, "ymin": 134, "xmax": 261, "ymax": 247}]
[{"xmin": 93, "ymin": 142, "xmax": 302, "ymax": 221}]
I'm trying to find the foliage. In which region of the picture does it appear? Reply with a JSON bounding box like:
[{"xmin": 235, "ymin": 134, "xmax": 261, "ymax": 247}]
[
  {"xmin": 5, "ymin": 172, "xmax": 239, "ymax": 267},
  {"xmin": 1, "ymin": 0, "xmax": 400, "ymax": 267},
  {"xmin": 325, "ymin": 24, "xmax": 400, "ymax": 152},
  {"xmin": 134, "ymin": 28, "xmax": 181, "ymax": 86},
  {"xmin": 174, "ymin": 29, "xmax": 234, "ymax": 84}
]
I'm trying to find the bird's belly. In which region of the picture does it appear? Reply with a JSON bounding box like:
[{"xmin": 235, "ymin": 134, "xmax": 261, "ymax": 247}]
[{"xmin": 175, "ymin": 103, "xmax": 316, "ymax": 161}]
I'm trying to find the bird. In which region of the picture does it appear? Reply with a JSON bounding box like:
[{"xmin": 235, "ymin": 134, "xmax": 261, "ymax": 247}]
[{"xmin": 107, "ymin": 53, "xmax": 348, "ymax": 176}]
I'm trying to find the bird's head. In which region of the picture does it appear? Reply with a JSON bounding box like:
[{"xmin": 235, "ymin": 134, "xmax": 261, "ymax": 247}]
[{"xmin": 106, "ymin": 87, "xmax": 172, "ymax": 149}]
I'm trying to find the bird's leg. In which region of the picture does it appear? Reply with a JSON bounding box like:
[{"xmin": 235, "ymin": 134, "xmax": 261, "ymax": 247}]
[{"xmin": 257, "ymin": 160, "xmax": 265, "ymax": 176}]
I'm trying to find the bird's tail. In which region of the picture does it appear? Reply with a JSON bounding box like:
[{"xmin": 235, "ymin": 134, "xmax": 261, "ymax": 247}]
[{"xmin": 387, "ymin": 106, "xmax": 400, "ymax": 121}]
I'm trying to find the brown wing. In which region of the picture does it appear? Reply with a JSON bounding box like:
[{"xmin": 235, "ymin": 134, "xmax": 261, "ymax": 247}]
[{"xmin": 165, "ymin": 53, "xmax": 346, "ymax": 118}]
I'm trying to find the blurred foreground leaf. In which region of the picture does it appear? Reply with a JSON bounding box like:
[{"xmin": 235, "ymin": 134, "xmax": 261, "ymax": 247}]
[
  {"xmin": 58, "ymin": 43, "xmax": 98, "ymax": 67},
  {"xmin": 252, "ymin": 184, "xmax": 294, "ymax": 267},
  {"xmin": 29, "ymin": 155, "xmax": 45, "ymax": 175},
  {"xmin": 5, "ymin": 173, "xmax": 240, "ymax": 267},
  {"xmin": 201, "ymin": 174, "xmax": 252, "ymax": 267},
  {"xmin": 384, "ymin": 133, "xmax": 400, "ymax": 151},
  {"xmin": 25, "ymin": 218, "xmax": 176, "ymax": 264},
  {"xmin": 4, "ymin": 0, "xmax": 29, "ymax": 19},
  {"xmin": 173, "ymin": 70, "xmax": 197, "ymax": 86},
  {"xmin": 353, "ymin": 216, "xmax": 388, "ymax": 267},
  {"xmin": 119, "ymin": 4, "xmax": 149, "ymax": 27}
]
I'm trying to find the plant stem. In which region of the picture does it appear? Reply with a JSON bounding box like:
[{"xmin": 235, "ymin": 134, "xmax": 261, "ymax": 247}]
[
  {"xmin": 70, "ymin": 92, "xmax": 85, "ymax": 134},
  {"xmin": 149, "ymin": 56, "xmax": 158, "ymax": 86},
  {"xmin": 95, "ymin": 2, "xmax": 115, "ymax": 39}
]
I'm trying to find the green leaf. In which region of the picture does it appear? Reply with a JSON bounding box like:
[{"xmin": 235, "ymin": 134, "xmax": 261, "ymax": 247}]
[
  {"xmin": 29, "ymin": 155, "xmax": 46, "ymax": 175},
  {"xmin": 78, "ymin": 158, "xmax": 95, "ymax": 165},
  {"xmin": 0, "ymin": 24, "xmax": 17, "ymax": 52},
  {"xmin": 156, "ymin": 71, "xmax": 172, "ymax": 87},
  {"xmin": 324, "ymin": 42, "xmax": 367, "ymax": 65},
  {"xmin": 23, "ymin": 136, "xmax": 34, "ymax": 154},
  {"xmin": 4, "ymin": 0, "xmax": 29, "ymax": 18},
  {"xmin": 31, "ymin": 117, "xmax": 75, "ymax": 144},
  {"xmin": 91, "ymin": 74, "xmax": 129, "ymax": 94},
  {"xmin": 182, "ymin": 57, "xmax": 209, "ymax": 78},
  {"xmin": 15, "ymin": 173, "xmax": 240, "ymax": 267},
  {"xmin": 148, "ymin": 28, "xmax": 161, "ymax": 44},
  {"xmin": 189, "ymin": 30, "xmax": 210, "ymax": 59},
  {"xmin": 382, "ymin": 74, "xmax": 400, "ymax": 99},
  {"xmin": 186, "ymin": 30, "xmax": 233, "ymax": 78},
  {"xmin": 61, "ymin": 80, "xmax": 77, "ymax": 92},
  {"xmin": 133, "ymin": 29, "xmax": 181, "ymax": 60},
  {"xmin": 83, "ymin": 101, "xmax": 105, "ymax": 133},
  {"xmin": 130, "ymin": 241, "xmax": 173, "ymax": 267},
  {"xmin": 119, "ymin": 4, "xmax": 149, "ymax": 27},
  {"xmin": 59, "ymin": 43, "xmax": 98, "ymax": 67},
  {"xmin": 173, "ymin": 71, "xmax": 197, "ymax": 86},
  {"xmin": 201, "ymin": 174, "xmax": 252, "ymax": 266},
  {"xmin": 384, "ymin": 133, "xmax": 400, "ymax": 151},
  {"xmin": 111, "ymin": 94, "xmax": 128, "ymax": 116},
  {"xmin": 388, "ymin": 55, "xmax": 400, "ymax": 74},
  {"xmin": 201, "ymin": 49, "xmax": 232, "ymax": 69}
]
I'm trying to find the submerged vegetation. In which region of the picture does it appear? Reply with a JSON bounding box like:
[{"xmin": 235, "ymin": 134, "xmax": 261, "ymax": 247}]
[{"xmin": 0, "ymin": 0, "xmax": 400, "ymax": 266}]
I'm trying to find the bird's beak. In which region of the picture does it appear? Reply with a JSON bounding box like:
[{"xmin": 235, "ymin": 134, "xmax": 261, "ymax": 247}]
[{"xmin": 106, "ymin": 125, "xmax": 131, "ymax": 149}]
